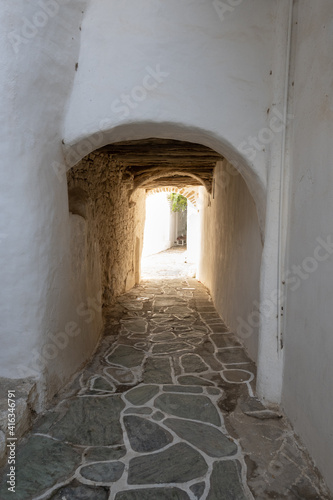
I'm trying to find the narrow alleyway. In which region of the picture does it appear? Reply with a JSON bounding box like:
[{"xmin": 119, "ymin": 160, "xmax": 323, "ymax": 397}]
[{"xmin": 0, "ymin": 250, "xmax": 330, "ymax": 499}]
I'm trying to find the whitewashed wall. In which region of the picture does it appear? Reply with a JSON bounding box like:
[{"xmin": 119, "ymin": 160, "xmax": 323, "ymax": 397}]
[
  {"xmin": 0, "ymin": 0, "xmax": 88, "ymax": 403},
  {"xmin": 282, "ymin": 1, "xmax": 333, "ymax": 491},
  {"xmin": 198, "ymin": 160, "xmax": 262, "ymax": 361}
]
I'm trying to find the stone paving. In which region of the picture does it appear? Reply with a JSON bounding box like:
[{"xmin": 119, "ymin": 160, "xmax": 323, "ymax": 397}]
[{"xmin": 0, "ymin": 249, "xmax": 331, "ymax": 499}]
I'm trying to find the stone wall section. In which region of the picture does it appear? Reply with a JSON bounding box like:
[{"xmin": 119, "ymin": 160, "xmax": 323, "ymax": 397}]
[{"xmin": 67, "ymin": 151, "xmax": 146, "ymax": 310}]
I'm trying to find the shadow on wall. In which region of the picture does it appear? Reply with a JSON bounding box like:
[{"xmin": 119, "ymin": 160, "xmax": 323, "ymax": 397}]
[{"xmin": 198, "ymin": 159, "xmax": 263, "ymax": 362}]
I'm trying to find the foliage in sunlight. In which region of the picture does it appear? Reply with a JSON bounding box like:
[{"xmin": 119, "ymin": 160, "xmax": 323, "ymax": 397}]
[{"xmin": 167, "ymin": 193, "xmax": 187, "ymax": 212}]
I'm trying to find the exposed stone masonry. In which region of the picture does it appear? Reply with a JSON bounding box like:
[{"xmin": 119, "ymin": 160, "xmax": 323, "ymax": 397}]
[{"xmin": 67, "ymin": 151, "xmax": 146, "ymax": 308}]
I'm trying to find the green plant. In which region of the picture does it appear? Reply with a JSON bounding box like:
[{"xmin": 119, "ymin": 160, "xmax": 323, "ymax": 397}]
[{"xmin": 167, "ymin": 193, "xmax": 187, "ymax": 212}]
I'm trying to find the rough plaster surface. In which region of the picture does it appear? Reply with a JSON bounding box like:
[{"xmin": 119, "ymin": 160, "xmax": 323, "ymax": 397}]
[
  {"xmin": 282, "ymin": 1, "xmax": 333, "ymax": 492},
  {"xmin": 67, "ymin": 151, "xmax": 146, "ymax": 308},
  {"xmin": 198, "ymin": 160, "xmax": 262, "ymax": 361}
]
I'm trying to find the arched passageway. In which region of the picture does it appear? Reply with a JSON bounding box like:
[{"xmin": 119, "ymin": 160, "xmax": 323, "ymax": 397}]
[{"xmin": 65, "ymin": 138, "xmax": 262, "ymax": 361}]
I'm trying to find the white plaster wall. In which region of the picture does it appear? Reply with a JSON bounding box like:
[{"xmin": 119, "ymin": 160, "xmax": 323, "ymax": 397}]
[
  {"xmin": 62, "ymin": 0, "xmax": 283, "ymax": 231},
  {"xmin": 142, "ymin": 193, "xmax": 172, "ymax": 257},
  {"xmin": 187, "ymin": 202, "xmax": 200, "ymax": 266},
  {"xmin": 0, "ymin": 0, "xmax": 88, "ymax": 401},
  {"xmin": 198, "ymin": 160, "xmax": 262, "ymax": 361},
  {"xmin": 282, "ymin": 1, "xmax": 333, "ymax": 492}
]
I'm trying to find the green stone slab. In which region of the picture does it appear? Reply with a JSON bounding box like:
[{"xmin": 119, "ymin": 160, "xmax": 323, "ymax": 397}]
[
  {"xmin": 124, "ymin": 406, "xmax": 153, "ymax": 415},
  {"xmin": 128, "ymin": 443, "xmax": 208, "ymax": 484},
  {"xmin": 143, "ymin": 358, "xmax": 173, "ymax": 384},
  {"xmin": 165, "ymin": 419, "xmax": 237, "ymax": 457},
  {"xmin": 125, "ymin": 385, "xmax": 159, "ymax": 406},
  {"xmin": 207, "ymin": 387, "xmax": 221, "ymax": 396},
  {"xmin": 0, "ymin": 436, "xmax": 81, "ymax": 500},
  {"xmin": 181, "ymin": 354, "xmax": 208, "ymax": 373},
  {"xmin": 49, "ymin": 396, "xmax": 124, "ymax": 446},
  {"xmin": 163, "ymin": 385, "xmax": 203, "ymax": 394},
  {"xmin": 50, "ymin": 480, "xmax": 109, "ymax": 499},
  {"xmin": 83, "ymin": 446, "xmax": 126, "ymax": 462},
  {"xmin": 124, "ymin": 416, "xmax": 173, "ymax": 452},
  {"xmin": 151, "ymin": 332, "xmax": 177, "ymax": 342},
  {"xmin": 152, "ymin": 342, "xmax": 192, "ymax": 355},
  {"xmin": 121, "ymin": 318, "xmax": 148, "ymax": 333},
  {"xmin": 206, "ymin": 460, "xmax": 247, "ymax": 500},
  {"xmin": 152, "ymin": 411, "xmax": 165, "ymax": 421},
  {"xmin": 178, "ymin": 375, "xmax": 214, "ymax": 386},
  {"xmin": 222, "ymin": 369, "xmax": 252, "ymax": 383},
  {"xmin": 207, "ymin": 324, "xmax": 229, "ymax": 333},
  {"xmin": 106, "ymin": 345, "xmax": 145, "ymax": 368},
  {"xmin": 190, "ymin": 482, "xmax": 206, "ymax": 499},
  {"xmin": 79, "ymin": 461, "xmax": 124, "ymax": 483},
  {"xmin": 105, "ymin": 367, "xmax": 135, "ymax": 384},
  {"xmin": 115, "ymin": 487, "xmax": 190, "ymax": 500},
  {"xmin": 155, "ymin": 393, "xmax": 221, "ymax": 426},
  {"xmin": 210, "ymin": 334, "xmax": 240, "ymax": 348},
  {"xmin": 91, "ymin": 376, "xmax": 115, "ymax": 391},
  {"xmin": 216, "ymin": 349, "xmax": 251, "ymax": 365}
]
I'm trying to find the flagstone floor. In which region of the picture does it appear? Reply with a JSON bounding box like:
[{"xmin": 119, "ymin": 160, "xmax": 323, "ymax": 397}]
[{"xmin": 0, "ymin": 249, "xmax": 331, "ymax": 499}]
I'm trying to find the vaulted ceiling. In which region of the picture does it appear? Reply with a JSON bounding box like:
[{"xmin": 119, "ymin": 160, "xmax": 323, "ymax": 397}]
[{"xmin": 97, "ymin": 138, "xmax": 222, "ymax": 193}]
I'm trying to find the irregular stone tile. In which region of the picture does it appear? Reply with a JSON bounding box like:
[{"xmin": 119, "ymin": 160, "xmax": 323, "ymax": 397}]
[
  {"xmin": 151, "ymin": 326, "xmax": 174, "ymax": 334},
  {"xmin": 210, "ymin": 334, "xmax": 240, "ymax": 348},
  {"xmin": 106, "ymin": 345, "xmax": 145, "ymax": 368},
  {"xmin": 124, "ymin": 302, "xmax": 144, "ymax": 310},
  {"xmin": 121, "ymin": 318, "xmax": 148, "ymax": 333},
  {"xmin": 190, "ymin": 482, "xmax": 206, "ymax": 499},
  {"xmin": 152, "ymin": 411, "xmax": 165, "ymax": 421},
  {"xmin": 163, "ymin": 385, "xmax": 203, "ymax": 394},
  {"xmin": 181, "ymin": 354, "xmax": 209, "ymax": 373},
  {"xmin": 143, "ymin": 358, "xmax": 173, "ymax": 384},
  {"xmin": 178, "ymin": 375, "xmax": 214, "ymax": 387},
  {"xmin": 84, "ymin": 446, "xmax": 126, "ymax": 462},
  {"xmin": 216, "ymin": 349, "xmax": 251, "ymax": 365},
  {"xmin": 195, "ymin": 340, "xmax": 223, "ymax": 371},
  {"xmin": 165, "ymin": 306, "xmax": 194, "ymax": 315},
  {"xmin": 33, "ymin": 410, "xmax": 59, "ymax": 433},
  {"xmin": 115, "ymin": 487, "xmax": 190, "ymax": 500},
  {"xmin": 125, "ymin": 385, "xmax": 159, "ymax": 406},
  {"xmin": 165, "ymin": 419, "xmax": 237, "ymax": 457},
  {"xmin": 151, "ymin": 332, "xmax": 177, "ymax": 342},
  {"xmin": 124, "ymin": 406, "xmax": 153, "ymax": 415},
  {"xmin": 90, "ymin": 376, "xmax": 115, "ymax": 392},
  {"xmin": 222, "ymin": 369, "xmax": 252, "ymax": 383},
  {"xmin": 124, "ymin": 416, "xmax": 173, "ymax": 452},
  {"xmin": 152, "ymin": 342, "xmax": 193, "ymax": 355},
  {"xmin": 207, "ymin": 387, "xmax": 221, "ymax": 395},
  {"xmin": 207, "ymin": 324, "xmax": 229, "ymax": 333},
  {"xmin": 49, "ymin": 396, "xmax": 124, "ymax": 446},
  {"xmin": 154, "ymin": 297, "xmax": 186, "ymax": 307},
  {"xmin": 79, "ymin": 461, "xmax": 124, "ymax": 483},
  {"xmin": 128, "ymin": 443, "xmax": 208, "ymax": 484},
  {"xmin": 0, "ymin": 435, "xmax": 81, "ymax": 500},
  {"xmin": 105, "ymin": 367, "xmax": 136, "ymax": 384},
  {"xmin": 206, "ymin": 460, "xmax": 246, "ymax": 500},
  {"xmin": 155, "ymin": 393, "xmax": 220, "ymax": 426},
  {"xmin": 200, "ymin": 313, "xmax": 221, "ymax": 320},
  {"xmin": 50, "ymin": 480, "xmax": 109, "ymax": 499}
]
